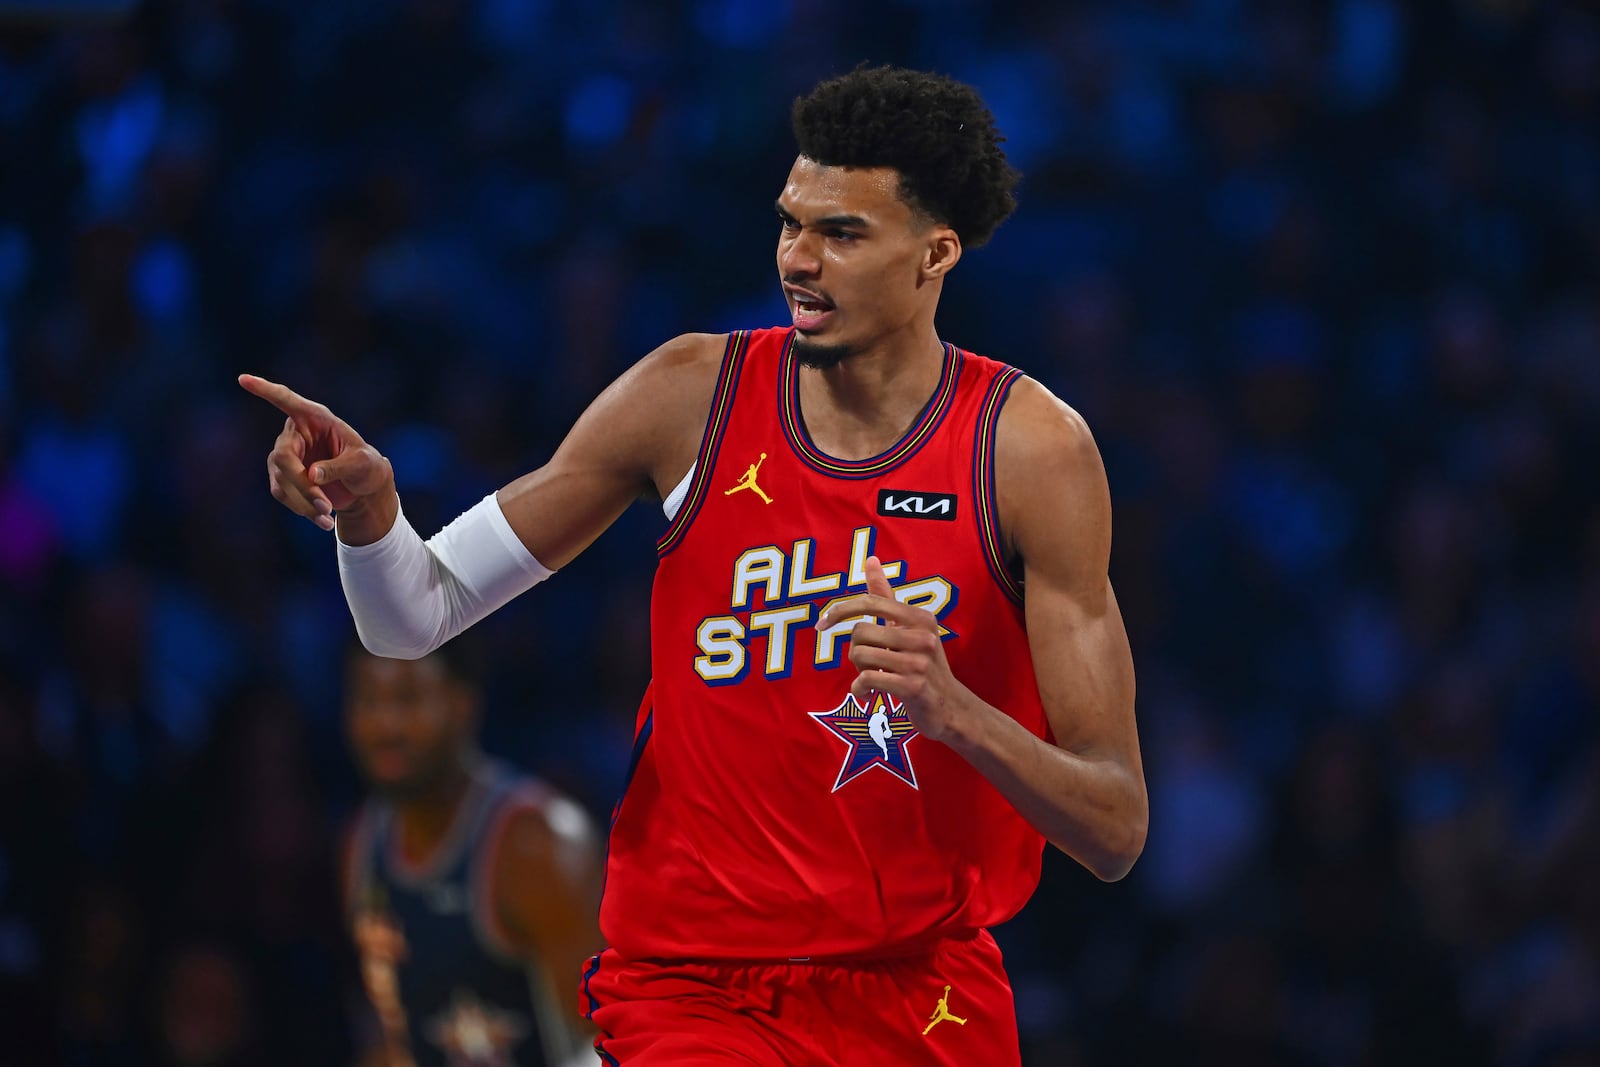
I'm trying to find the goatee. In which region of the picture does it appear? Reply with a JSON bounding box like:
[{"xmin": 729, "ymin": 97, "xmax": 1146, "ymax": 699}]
[{"xmin": 792, "ymin": 337, "xmax": 854, "ymax": 370}]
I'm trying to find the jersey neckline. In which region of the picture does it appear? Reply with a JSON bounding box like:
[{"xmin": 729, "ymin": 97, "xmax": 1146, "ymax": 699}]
[
  {"xmin": 382, "ymin": 761, "xmax": 495, "ymax": 886},
  {"xmin": 778, "ymin": 329, "xmax": 963, "ymax": 480}
]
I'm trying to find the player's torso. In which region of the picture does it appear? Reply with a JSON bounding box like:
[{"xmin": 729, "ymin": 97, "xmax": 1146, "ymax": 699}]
[
  {"xmin": 604, "ymin": 327, "xmax": 1049, "ymax": 961},
  {"xmin": 349, "ymin": 765, "xmax": 570, "ymax": 1067}
]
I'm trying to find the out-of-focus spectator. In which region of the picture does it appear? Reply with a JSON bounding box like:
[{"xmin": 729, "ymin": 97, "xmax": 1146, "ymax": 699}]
[
  {"xmin": 1, "ymin": 1, "xmax": 1594, "ymax": 1064},
  {"xmin": 153, "ymin": 943, "xmax": 263, "ymax": 1067}
]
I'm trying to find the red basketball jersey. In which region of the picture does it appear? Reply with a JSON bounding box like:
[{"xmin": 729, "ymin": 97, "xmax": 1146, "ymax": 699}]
[{"xmin": 600, "ymin": 327, "xmax": 1048, "ymax": 961}]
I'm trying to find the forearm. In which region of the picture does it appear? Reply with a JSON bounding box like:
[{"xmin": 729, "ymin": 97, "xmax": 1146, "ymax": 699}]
[
  {"xmin": 337, "ymin": 493, "xmax": 553, "ymax": 658},
  {"xmin": 944, "ymin": 697, "xmax": 1147, "ymax": 881}
]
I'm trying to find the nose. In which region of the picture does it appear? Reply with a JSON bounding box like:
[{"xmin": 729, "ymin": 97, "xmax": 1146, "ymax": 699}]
[
  {"xmin": 351, "ymin": 700, "xmax": 403, "ymax": 733},
  {"xmin": 778, "ymin": 227, "xmax": 821, "ymax": 280}
]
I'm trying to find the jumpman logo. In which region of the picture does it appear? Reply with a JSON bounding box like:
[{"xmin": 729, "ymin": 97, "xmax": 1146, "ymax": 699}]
[
  {"xmin": 724, "ymin": 452, "xmax": 773, "ymax": 504},
  {"xmin": 922, "ymin": 985, "xmax": 968, "ymax": 1036}
]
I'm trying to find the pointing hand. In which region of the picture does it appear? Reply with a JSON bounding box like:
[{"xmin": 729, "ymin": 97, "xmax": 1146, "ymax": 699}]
[{"xmin": 238, "ymin": 374, "xmax": 393, "ymax": 532}]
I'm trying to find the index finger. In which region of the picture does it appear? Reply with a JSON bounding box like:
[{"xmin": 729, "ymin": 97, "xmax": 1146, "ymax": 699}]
[
  {"xmin": 863, "ymin": 555, "xmax": 895, "ymax": 600},
  {"xmin": 819, "ymin": 593, "xmax": 917, "ymax": 630},
  {"xmin": 237, "ymin": 373, "xmax": 322, "ymax": 420}
]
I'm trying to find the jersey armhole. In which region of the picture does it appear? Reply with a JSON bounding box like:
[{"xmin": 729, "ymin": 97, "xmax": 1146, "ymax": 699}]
[
  {"xmin": 656, "ymin": 331, "xmax": 750, "ymax": 556},
  {"xmin": 972, "ymin": 366, "xmax": 1027, "ymax": 606},
  {"xmin": 661, "ymin": 464, "xmax": 694, "ymax": 521}
]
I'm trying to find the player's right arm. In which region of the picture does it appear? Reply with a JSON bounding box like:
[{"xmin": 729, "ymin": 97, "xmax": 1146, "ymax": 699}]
[
  {"xmin": 240, "ymin": 333, "xmax": 725, "ymax": 651},
  {"xmin": 491, "ymin": 331, "xmax": 723, "ymax": 568}
]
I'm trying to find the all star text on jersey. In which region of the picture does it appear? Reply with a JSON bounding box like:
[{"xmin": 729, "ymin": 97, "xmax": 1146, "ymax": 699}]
[{"xmin": 694, "ymin": 525, "xmax": 959, "ymax": 685}]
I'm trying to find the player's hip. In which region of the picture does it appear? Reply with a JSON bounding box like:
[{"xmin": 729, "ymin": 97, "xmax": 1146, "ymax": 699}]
[{"xmin": 581, "ymin": 930, "xmax": 1019, "ymax": 1067}]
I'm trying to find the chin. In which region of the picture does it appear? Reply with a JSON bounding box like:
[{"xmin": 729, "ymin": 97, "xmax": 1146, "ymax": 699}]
[
  {"xmin": 367, "ymin": 776, "xmax": 416, "ymax": 798},
  {"xmin": 364, "ymin": 768, "xmax": 429, "ymax": 797},
  {"xmin": 792, "ymin": 335, "xmax": 855, "ymax": 370}
]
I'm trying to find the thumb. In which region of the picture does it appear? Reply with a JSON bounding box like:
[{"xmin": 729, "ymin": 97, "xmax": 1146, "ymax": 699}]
[
  {"xmin": 309, "ymin": 447, "xmax": 383, "ymax": 491},
  {"xmin": 864, "ymin": 555, "xmax": 896, "ymax": 617}
]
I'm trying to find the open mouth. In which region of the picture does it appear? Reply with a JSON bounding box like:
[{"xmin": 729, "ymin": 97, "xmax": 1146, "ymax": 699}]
[
  {"xmin": 787, "ymin": 288, "xmax": 835, "ymax": 330},
  {"xmin": 363, "ymin": 745, "xmax": 415, "ymax": 779}
]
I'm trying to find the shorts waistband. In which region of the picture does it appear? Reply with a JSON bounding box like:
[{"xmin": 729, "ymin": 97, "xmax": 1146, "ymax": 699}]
[{"xmin": 623, "ymin": 928, "xmax": 986, "ymax": 969}]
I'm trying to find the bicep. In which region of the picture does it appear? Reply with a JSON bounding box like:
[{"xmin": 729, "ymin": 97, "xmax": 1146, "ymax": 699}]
[
  {"xmin": 1002, "ymin": 383, "xmax": 1140, "ymax": 764},
  {"xmin": 495, "ymin": 441, "xmax": 647, "ymax": 573},
  {"xmin": 1023, "ymin": 568, "xmax": 1138, "ymax": 762},
  {"xmin": 496, "ymin": 334, "xmax": 722, "ymax": 569}
]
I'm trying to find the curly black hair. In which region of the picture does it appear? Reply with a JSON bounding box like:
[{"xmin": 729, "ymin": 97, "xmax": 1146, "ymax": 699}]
[
  {"xmin": 344, "ymin": 630, "xmax": 487, "ymax": 689},
  {"xmin": 791, "ymin": 64, "xmax": 1020, "ymax": 248}
]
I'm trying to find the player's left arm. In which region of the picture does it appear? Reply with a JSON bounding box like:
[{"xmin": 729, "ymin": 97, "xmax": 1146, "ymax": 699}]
[
  {"xmin": 821, "ymin": 377, "xmax": 1147, "ymax": 881},
  {"xmin": 985, "ymin": 377, "xmax": 1147, "ymax": 880},
  {"xmin": 489, "ymin": 796, "xmax": 605, "ymax": 1036}
]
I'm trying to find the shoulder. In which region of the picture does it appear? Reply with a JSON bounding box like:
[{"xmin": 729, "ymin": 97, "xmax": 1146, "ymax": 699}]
[
  {"xmin": 551, "ymin": 332, "xmax": 731, "ymax": 498},
  {"xmin": 991, "ymin": 376, "xmax": 1110, "ymax": 561},
  {"xmin": 612, "ymin": 332, "xmax": 729, "ymax": 401},
  {"xmin": 647, "ymin": 331, "xmax": 730, "ymax": 369},
  {"xmin": 478, "ymin": 779, "xmax": 600, "ymax": 958},
  {"xmin": 487, "ymin": 782, "xmax": 599, "ymax": 886},
  {"xmin": 993, "ymin": 375, "xmax": 1103, "ymax": 482},
  {"xmin": 586, "ymin": 332, "xmax": 729, "ymax": 426},
  {"xmin": 603, "ymin": 333, "xmax": 728, "ymax": 458}
]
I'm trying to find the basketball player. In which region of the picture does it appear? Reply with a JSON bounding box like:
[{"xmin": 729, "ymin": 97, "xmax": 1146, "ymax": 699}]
[
  {"xmin": 246, "ymin": 66, "xmax": 1148, "ymax": 1065},
  {"xmin": 342, "ymin": 641, "xmax": 602, "ymax": 1067}
]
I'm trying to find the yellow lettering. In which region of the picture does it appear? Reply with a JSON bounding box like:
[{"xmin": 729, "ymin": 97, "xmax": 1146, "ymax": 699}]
[
  {"xmin": 695, "ymin": 616, "xmax": 746, "ymax": 683},
  {"xmin": 896, "ymin": 577, "xmax": 954, "ymax": 637},
  {"xmin": 847, "ymin": 526, "xmax": 902, "ymax": 586},
  {"xmin": 812, "ymin": 593, "xmax": 871, "ymax": 668},
  {"xmin": 787, "ymin": 539, "xmax": 842, "ymax": 599},
  {"xmin": 731, "ymin": 547, "xmax": 785, "ymax": 609},
  {"xmin": 749, "ymin": 604, "xmax": 814, "ymax": 676}
]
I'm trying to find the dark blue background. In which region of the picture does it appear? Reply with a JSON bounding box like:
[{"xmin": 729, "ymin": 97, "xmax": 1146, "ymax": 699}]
[{"xmin": 1, "ymin": 1, "xmax": 1596, "ymax": 1064}]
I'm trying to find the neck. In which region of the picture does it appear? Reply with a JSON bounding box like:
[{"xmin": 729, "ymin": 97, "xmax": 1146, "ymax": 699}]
[
  {"xmin": 797, "ymin": 323, "xmax": 947, "ymax": 460},
  {"xmin": 391, "ymin": 760, "xmax": 473, "ymax": 865}
]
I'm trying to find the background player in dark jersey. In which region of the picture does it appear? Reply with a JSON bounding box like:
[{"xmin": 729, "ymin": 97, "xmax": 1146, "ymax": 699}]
[
  {"xmin": 342, "ymin": 641, "xmax": 602, "ymax": 1067},
  {"xmin": 247, "ymin": 65, "xmax": 1148, "ymax": 1064}
]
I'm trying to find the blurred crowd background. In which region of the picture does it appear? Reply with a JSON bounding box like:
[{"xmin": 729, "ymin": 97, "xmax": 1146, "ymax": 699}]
[{"xmin": 1, "ymin": 0, "xmax": 1597, "ymax": 1064}]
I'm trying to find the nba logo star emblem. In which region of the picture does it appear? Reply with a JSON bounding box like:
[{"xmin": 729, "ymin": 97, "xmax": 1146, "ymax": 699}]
[
  {"xmin": 809, "ymin": 692, "xmax": 921, "ymax": 791},
  {"xmin": 424, "ymin": 989, "xmax": 529, "ymax": 1066}
]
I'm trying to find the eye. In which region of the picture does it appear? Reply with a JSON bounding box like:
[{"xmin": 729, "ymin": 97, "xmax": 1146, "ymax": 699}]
[{"xmin": 829, "ymin": 230, "xmax": 859, "ymax": 242}]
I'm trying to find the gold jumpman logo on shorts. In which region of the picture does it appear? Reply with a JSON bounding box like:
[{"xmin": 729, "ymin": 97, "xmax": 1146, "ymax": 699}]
[
  {"xmin": 724, "ymin": 452, "xmax": 773, "ymax": 504},
  {"xmin": 922, "ymin": 985, "xmax": 967, "ymax": 1035}
]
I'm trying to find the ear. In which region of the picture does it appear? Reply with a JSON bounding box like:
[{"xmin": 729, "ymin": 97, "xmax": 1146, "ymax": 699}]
[{"xmin": 921, "ymin": 226, "xmax": 962, "ymax": 281}]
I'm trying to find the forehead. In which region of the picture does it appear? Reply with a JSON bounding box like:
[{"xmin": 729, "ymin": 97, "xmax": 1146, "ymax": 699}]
[{"xmin": 778, "ymin": 156, "xmax": 913, "ymax": 225}]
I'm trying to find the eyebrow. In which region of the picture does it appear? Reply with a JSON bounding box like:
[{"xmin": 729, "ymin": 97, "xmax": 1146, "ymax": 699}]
[{"xmin": 775, "ymin": 201, "xmax": 870, "ymax": 229}]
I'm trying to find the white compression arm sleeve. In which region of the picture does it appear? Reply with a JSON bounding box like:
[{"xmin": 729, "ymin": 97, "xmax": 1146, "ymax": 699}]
[{"xmin": 336, "ymin": 493, "xmax": 553, "ymax": 658}]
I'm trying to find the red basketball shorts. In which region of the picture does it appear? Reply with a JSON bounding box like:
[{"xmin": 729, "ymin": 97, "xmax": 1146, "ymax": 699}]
[{"xmin": 579, "ymin": 929, "xmax": 1020, "ymax": 1066}]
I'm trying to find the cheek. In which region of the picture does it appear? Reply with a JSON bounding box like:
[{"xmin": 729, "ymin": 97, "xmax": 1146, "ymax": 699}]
[
  {"xmin": 850, "ymin": 261, "xmax": 919, "ymax": 321},
  {"xmin": 345, "ymin": 708, "xmax": 375, "ymax": 740},
  {"xmin": 862, "ymin": 246, "xmax": 920, "ymax": 289},
  {"xmin": 347, "ymin": 717, "xmax": 391, "ymax": 760},
  {"xmin": 415, "ymin": 709, "xmax": 460, "ymax": 748}
]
